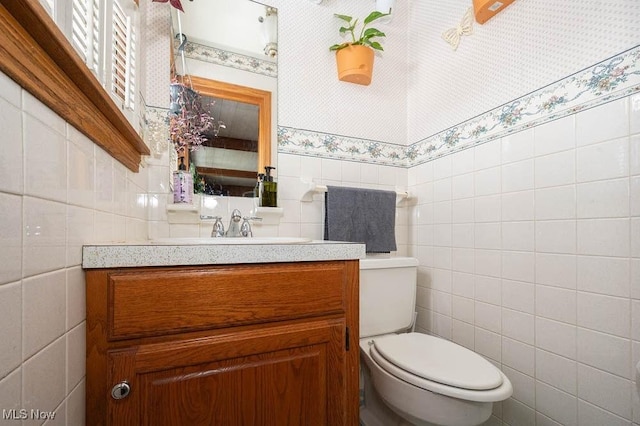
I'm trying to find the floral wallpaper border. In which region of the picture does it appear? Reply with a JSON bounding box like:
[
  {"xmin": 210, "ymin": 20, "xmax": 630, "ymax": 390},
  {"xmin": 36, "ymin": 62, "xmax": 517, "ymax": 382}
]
[
  {"xmin": 278, "ymin": 45, "xmax": 640, "ymax": 168},
  {"xmin": 179, "ymin": 40, "xmax": 278, "ymax": 78}
]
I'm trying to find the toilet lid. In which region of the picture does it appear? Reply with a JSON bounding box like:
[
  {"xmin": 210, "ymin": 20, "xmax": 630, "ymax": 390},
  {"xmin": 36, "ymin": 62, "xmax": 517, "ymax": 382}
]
[{"xmin": 372, "ymin": 333, "xmax": 503, "ymax": 390}]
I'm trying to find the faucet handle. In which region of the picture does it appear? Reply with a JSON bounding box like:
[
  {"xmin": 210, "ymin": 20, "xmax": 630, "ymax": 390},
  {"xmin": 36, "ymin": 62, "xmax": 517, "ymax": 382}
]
[
  {"xmin": 240, "ymin": 216, "xmax": 262, "ymax": 238},
  {"xmin": 210, "ymin": 216, "xmax": 225, "ymax": 238}
]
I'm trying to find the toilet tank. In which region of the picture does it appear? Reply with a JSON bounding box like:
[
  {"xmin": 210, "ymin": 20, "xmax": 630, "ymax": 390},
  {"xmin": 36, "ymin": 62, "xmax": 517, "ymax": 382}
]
[{"xmin": 359, "ymin": 257, "xmax": 419, "ymax": 339}]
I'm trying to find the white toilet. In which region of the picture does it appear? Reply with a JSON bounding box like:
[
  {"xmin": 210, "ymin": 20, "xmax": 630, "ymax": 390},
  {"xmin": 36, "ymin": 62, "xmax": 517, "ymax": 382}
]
[{"xmin": 359, "ymin": 257, "xmax": 513, "ymax": 426}]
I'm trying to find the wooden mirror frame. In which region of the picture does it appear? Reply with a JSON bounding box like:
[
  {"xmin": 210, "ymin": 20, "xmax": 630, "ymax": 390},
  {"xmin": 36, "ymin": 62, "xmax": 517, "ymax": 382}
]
[{"xmin": 186, "ymin": 75, "xmax": 272, "ymax": 176}]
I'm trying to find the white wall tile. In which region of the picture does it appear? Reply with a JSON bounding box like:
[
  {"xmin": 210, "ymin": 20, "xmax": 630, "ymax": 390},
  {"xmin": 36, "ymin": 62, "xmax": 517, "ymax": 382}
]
[
  {"xmin": 66, "ymin": 205, "xmax": 94, "ymax": 268},
  {"xmin": 536, "ymin": 349, "xmax": 577, "ymax": 395},
  {"xmin": 23, "ymin": 92, "xmax": 65, "ymax": 136},
  {"xmin": 452, "ymin": 319, "xmax": 474, "ymax": 349},
  {"xmin": 452, "ymin": 295, "xmax": 474, "ymax": 324},
  {"xmin": 452, "ymin": 248, "xmax": 475, "ymax": 273},
  {"xmin": 502, "ymin": 221, "xmax": 534, "ymax": 251},
  {"xmin": 576, "ymin": 98, "xmax": 629, "ymax": 147},
  {"xmin": 536, "ymin": 412, "xmax": 565, "ymax": 426},
  {"xmin": 433, "ymin": 224, "xmax": 452, "ymax": 246},
  {"xmin": 475, "ymin": 142, "xmax": 501, "ymax": 171},
  {"xmin": 577, "ymin": 137, "xmax": 629, "ymax": 183},
  {"xmin": 535, "ymin": 185, "xmax": 577, "ymax": 220},
  {"xmin": 578, "ymin": 400, "xmax": 631, "ymax": 426},
  {"xmin": 536, "ymin": 285, "xmax": 577, "ymax": 324},
  {"xmin": 502, "ymin": 337, "xmax": 536, "ymax": 377},
  {"xmin": 451, "ymin": 147, "xmax": 475, "ymax": 176},
  {"xmin": 475, "ymin": 327, "xmax": 501, "ymax": 362},
  {"xmin": 503, "ymin": 279, "xmax": 534, "ymax": 314},
  {"xmin": 632, "ymin": 259, "xmax": 640, "ymax": 299},
  {"xmin": 452, "ymin": 224, "xmax": 474, "ymax": 248},
  {"xmin": 577, "ymin": 256, "xmax": 630, "ymax": 297},
  {"xmin": 67, "ymin": 130, "xmax": 95, "ymax": 209},
  {"xmin": 503, "ymin": 397, "xmax": 535, "ymax": 426},
  {"xmin": 475, "ymin": 301, "xmax": 501, "ymax": 333},
  {"xmin": 535, "ymin": 115, "xmax": 576, "ymax": 157},
  {"xmin": 433, "ymin": 201, "xmax": 452, "ymax": 224},
  {"xmin": 502, "ymin": 159, "xmax": 534, "ymax": 193},
  {"xmin": 633, "ymin": 217, "xmax": 640, "ymax": 258},
  {"xmin": 0, "ymin": 193, "xmax": 22, "ymax": 285},
  {"xmin": 66, "ymin": 267, "xmax": 85, "ymax": 330},
  {"xmin": 474, "ymin": 167, "xmax": 501, "ymax": 196},
  {"xmin": 502, "ymin": 251, "xmax": 535, "ymax": 283},
  {"xmin": 433, "ymin": 155, "xmax": 453, "ymax": 180},
  {"xmin": 577, "ymin": 218, "xmax": 630, "ymax": 257},
  {"xmin": 577, "ymin": 292, "xmax": 630, "ymax": 338},
  {"xmin": 535, "ymin": 150, "xmax": 576, "ymax": 188},
  {"xmin": 452, "ymin": 198, "xmax": 474, "ymax": 223},
  {"xmin": 502, "ymin": 308, "xmax": 535, "ymax": 345},
  {"xmin": 22, "ymin": 271, "xmax": 66, "ymax": 360},
  {"xmin": 433, "ymin": 247, "xmax": 452, "ymax": 270},
  {"xmin": 66, "ymin": 322, "xmax": 85, "ymax": 394},
  {"xmin": 536, "ymin": 317, "xmax": 576, "ymax": 359},
  {"xmin": 535, "ymin": 380, "xmax": 578, "ymax": 426},
  {"xmin": 475, "ymin": 249, "xmax": 501, "ymax": 278},
  {"xmin": 434, "ymin": 178, "xmax": 452, "ymax": 202},
  {"xmin": 0, "ymin": 282, "xmax": 21, "ymax": 380},
  {"xmin": 502, "ymin": 128, "xmax": 534, "ymax": 164},
  {"xmin": 536, "ymin": 253, "xmax": 577, "ymax": 289},
  {"xmin": 504, "ymin": 366, "xmax": 535, "ymax": 408},
  {"xmin": 23, "ymin": 197, "xmax": 66, "ymax": 278},
  {"xmin": 22, "ymin": 336, "xmax": 66, "ymax": 416},
  {"xmin": 631, "ymin": 176, "xmax": 640, "ymax": 217},
  {"xmin": 474, "ymin": 195, "xmax": 501, "ymax": 223},
  {"xmin": 452, "ymin": 272, "xmax": 474, "ymax": 298},
  {"xmin": 0, "ymin": 367, "xmax": 21, "ymax": 416},
  {"xmin": 577, "ymin": 178, "xmax": 630, "ymax": 218},
  {"xmin": 0, "ymin": 97, "xmax": 23, "ymax": 194},
  {"xmin": 475, "ymin": 275, "xmax": 501, "ymax": 305},
  {"xmin": 24, "ymin": 115, "xmax": 67, "ymax": 203},
  {"xmin": 475, "ymin": 222, "xmax": 501, "ymax": 250},
  {"xmin": 578, "ymin": 363, "xmax": 632, "ymax": 419},
  {"xmin": 66, "ymin": 380, "xmax": 85, "ymax": 426},
  {"xmin": 631, "ymin": 135, "xmax": 640, "ymax": 176},
  {"xmin": 503, "ymin": 337, "xmax": 535, "ymax": 376},
  {"xmin": 0, "ymin": 71, "xmax": 21, "ymax": 107},
  {"xmin": 452, "ymin": 172, "xmax": 474, "ymax": 200},
  {"xmin": 321, "ymin": 158, "xmax": 342, "ymax": 182},
  {"xmin": 502, "ymin": 190, "xmax": 535, "ymax": 221},
  {"xmin": 632, "ymin": 94, "xmax": 640, "ymax": 135},
  {"xmin": 577, "ymin": 327, "xmax": 631, "ymax": 379}
]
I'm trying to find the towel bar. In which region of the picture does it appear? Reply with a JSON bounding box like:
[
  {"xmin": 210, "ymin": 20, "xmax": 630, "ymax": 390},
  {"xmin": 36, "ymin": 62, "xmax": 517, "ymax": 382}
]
[{"xmin": 300, "ymin": 179, "xmax": 410, "ymax": 203}]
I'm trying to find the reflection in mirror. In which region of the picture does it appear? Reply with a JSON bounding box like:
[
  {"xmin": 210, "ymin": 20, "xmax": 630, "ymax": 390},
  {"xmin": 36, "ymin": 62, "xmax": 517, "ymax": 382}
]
[
  {"xmin": 188, "ymin": 76, "xmax": 271, "ymax": 197},
  {"xmin": 169, "ymin": 0, "xmax": 277, "ymax": 198}
]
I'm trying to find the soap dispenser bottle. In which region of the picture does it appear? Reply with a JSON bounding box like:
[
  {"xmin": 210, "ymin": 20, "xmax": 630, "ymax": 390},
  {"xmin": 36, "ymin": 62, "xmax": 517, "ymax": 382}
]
[{"xmin": 261, "ymin": 166, "xmax": 277, "ymax": 207}]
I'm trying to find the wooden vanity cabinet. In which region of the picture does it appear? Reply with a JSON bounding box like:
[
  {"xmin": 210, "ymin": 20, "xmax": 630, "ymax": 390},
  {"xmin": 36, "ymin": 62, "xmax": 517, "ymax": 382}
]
[{"xmin": 86, "ymin": 260, "xmax": 359, "ymax": 426}]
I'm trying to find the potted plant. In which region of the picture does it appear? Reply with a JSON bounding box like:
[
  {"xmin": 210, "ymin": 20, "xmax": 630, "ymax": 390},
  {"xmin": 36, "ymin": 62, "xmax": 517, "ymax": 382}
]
[{"xmin": 329, "ymin": 11, "xmax": 389, "ymax": 86}]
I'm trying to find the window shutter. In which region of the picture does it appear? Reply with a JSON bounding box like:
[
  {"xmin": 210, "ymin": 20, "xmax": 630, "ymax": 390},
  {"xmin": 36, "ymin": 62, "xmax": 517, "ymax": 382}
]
[
  {"xmin": 71, "ymin": 0, "xmax": 102, "ymax": 79},
  {"xmin": 110, "ymin": 0, "xmax": 137, "ymax": 111}
]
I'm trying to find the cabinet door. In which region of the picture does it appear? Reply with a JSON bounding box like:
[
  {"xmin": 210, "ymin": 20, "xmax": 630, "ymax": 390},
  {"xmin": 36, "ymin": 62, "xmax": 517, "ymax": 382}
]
[{"xmin": 107, "ymin": 319, "xmax": 347, "ymax": 426}]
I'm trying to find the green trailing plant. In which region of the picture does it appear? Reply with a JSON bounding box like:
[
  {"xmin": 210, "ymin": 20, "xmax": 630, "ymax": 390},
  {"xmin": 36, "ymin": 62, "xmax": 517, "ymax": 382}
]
[{"xmin": 329, "ymin": 11, "xmax": 390, "ymax": 52}]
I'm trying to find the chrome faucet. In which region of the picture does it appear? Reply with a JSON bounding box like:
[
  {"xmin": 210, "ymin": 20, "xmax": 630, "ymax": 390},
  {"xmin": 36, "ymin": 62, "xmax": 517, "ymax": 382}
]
[
  {"xmin": 200, "ymin": 215, "xmax": 225, "ymax": 237},
  {"xmin": 240, "ymin": 216, "xmax": 262, "ymax": 237},
  {"xmin": 225, "ymin": 209, "xmax": 243, "ymax": 237}
]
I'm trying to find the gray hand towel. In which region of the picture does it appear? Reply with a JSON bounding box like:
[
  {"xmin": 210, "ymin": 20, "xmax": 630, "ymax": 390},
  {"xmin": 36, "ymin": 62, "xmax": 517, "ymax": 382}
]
[{"xmin": 324, "ymin": 186, "xmax": 397, "ymax": 253}]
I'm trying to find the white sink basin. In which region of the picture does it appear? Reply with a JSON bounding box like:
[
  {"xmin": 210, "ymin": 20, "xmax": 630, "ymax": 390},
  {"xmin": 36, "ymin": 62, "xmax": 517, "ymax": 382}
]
[{"xmin": 149, "ymin": 237, "xmax": 312, "ymax": 245}]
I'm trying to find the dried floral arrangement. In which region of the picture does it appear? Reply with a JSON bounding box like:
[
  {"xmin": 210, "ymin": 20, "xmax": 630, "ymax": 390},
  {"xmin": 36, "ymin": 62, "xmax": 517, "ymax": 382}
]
[{"xmin": 168, "ymin": 78, "xmax": 215, "ymax": 152}]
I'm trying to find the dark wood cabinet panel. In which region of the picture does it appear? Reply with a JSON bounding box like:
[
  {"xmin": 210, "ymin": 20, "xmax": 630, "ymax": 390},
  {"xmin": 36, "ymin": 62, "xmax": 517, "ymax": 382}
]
[{"xmin": 86, "ymin": 260, "xmax": 359, "ymax": 426}]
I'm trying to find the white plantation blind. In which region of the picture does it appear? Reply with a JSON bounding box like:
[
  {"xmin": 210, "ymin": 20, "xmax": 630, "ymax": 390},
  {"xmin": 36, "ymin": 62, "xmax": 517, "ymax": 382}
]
[
  {"xmin": 71, "ymin": 0, "xmax": 102, "ymax": 79},
  {"xmin": 110, "ymin": 0, "xmax": 137, "ymax": 111},
  {"xmin": 40, "ymin": 0, "xmax": 56, "ymax": 18}
]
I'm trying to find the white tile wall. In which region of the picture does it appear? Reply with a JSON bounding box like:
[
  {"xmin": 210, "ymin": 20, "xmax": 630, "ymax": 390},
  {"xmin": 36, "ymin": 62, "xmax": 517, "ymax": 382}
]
[
  {"xmin": 410, "ymin": 94, "xmax": 638, "ymax": 425},
  {"xmin": 0, "ymin": 73, "xmax": 150, "ymax": 424}
]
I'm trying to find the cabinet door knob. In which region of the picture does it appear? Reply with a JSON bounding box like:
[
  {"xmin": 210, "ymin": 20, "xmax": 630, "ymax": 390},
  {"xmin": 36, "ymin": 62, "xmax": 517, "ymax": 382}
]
[{"xmin": 111, "ymin": 381, "xmax": 131, "ymax": 400}]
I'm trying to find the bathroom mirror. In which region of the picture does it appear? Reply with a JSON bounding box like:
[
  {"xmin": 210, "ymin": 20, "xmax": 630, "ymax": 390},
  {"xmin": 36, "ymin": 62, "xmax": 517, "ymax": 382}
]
[
  {"xmin": 188, "ymin": 76, "xmax": 271, "ymax": 196},
  {"xmin": 170, "ymin": 0, "xmax": 277, "ymax": 196}
]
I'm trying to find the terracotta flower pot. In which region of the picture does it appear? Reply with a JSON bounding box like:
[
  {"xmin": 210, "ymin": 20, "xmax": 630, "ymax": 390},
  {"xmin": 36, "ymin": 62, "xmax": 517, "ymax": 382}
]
[{"xmin": 335, "ymin": 44, "xmax": 375, "ymax": 86}]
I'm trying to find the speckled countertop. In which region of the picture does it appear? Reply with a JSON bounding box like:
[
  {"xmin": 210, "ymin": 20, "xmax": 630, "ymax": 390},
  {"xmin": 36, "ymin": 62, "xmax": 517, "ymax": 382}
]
[{"xmin": 82, "ymin": 239, "xmax": 366, "ymax": 269}]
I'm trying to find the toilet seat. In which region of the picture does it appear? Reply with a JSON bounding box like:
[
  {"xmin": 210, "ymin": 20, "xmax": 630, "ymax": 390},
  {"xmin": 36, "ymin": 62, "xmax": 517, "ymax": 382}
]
[{"xmin": 368, "ymin": 333, "xmax": 513, "ymax": 402}]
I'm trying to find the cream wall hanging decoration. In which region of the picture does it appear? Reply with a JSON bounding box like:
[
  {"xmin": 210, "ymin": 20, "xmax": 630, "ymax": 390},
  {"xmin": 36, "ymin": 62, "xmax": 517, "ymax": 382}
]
[{"xmin": 442, "ymin": 7, "xmax": 474, "ymax": 51}]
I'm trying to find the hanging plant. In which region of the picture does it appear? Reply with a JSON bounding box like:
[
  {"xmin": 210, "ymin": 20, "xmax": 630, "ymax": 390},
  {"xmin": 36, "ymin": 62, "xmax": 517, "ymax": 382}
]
[{"xmin": 168, "ymin": 78, "xmax": 215, "ymax": 152}]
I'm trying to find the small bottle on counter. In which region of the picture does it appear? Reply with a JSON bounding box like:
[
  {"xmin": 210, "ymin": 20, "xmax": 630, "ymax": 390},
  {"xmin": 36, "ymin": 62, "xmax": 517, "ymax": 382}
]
[{"xmin": 261, "ymin": 166, "xmax": 277, "ymax": 207}]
